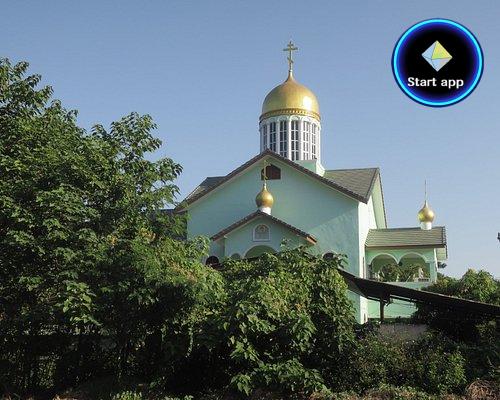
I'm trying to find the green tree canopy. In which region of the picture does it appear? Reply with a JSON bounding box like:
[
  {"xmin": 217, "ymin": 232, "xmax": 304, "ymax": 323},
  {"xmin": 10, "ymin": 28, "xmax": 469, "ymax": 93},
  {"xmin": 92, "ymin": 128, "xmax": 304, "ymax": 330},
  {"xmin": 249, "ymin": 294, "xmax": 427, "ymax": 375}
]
[{"xmin": 0, "ymin": 59, "xmax": 223, "ymax": 394}]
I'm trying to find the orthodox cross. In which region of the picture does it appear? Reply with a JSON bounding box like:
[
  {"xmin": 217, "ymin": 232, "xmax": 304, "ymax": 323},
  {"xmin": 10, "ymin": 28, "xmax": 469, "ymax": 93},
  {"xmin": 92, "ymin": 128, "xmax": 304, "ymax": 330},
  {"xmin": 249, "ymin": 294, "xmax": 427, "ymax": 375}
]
[{"xmin": 283, "ymin": 40, "xmax": 298, "ymax": 72}]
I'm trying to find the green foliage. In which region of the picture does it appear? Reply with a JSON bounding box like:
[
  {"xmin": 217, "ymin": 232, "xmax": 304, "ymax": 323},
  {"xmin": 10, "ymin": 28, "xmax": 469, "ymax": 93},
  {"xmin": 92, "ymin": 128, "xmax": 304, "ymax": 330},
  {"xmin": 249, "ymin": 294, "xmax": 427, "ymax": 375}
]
[
  {"xmin": 371, "ymin": 263, "xmax": 426, "ymax": 282},
  {"xmin": 112, "ymin": 391, "xmax": 145, "ymax": 400},
  {"xmin": 1, "ymin": 59, "xmax": 496, "ymax": 399},
  {"xmin": 111, "ymin": 391, "xmax": 193, "ymax": 400},
  {"xmin": 341, "ymin": 332, "xmax": 467, "ymax": 395},
  {"xmin": 409, "ymin": 335, "xmax": 467, "ymax": 394},
  {"xmin": 361, "ymin": 384, "xmax": 460, "ymax": 400},
  {"xmin": 0, "ymin": 58, "xmax": 223, "ymax": 394},
  {"xmin": 217, "ymin": 249, "xmax": 355, "ymax": 396},
  {"xmin": 413, "ymin": 269, "xmax": 499, "ymax": 381}
]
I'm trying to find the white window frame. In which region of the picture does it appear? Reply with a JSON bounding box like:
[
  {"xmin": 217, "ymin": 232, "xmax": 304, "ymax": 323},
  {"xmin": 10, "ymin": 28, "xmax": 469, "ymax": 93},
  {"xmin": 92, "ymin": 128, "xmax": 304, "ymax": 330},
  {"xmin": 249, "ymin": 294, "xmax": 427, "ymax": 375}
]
[
  {"xmin": 279, "ymin": 120, "xmax": 288, "ymax": 157},
  {"xmin": 269, "ymin": 122, "xmax": 276, "ymax": 152},
  {"xmin": 302, "ymin": 121, "xmax": 311, "ymax": 160},
  {"xmin": 311, "ymin": 124, "xmax": 317, "ymax": 159},
  {"xmin": 291, "ymin": 120, "xmax": 299, "ymax": 160}
]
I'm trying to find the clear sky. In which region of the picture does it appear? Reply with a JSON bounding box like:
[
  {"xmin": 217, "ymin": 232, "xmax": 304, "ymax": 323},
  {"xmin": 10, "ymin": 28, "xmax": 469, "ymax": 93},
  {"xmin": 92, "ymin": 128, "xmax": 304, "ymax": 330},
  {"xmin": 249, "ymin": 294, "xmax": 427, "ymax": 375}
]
[{"xmin": 3, "ymin": 1, "xmax": 499, "ymax": 277}]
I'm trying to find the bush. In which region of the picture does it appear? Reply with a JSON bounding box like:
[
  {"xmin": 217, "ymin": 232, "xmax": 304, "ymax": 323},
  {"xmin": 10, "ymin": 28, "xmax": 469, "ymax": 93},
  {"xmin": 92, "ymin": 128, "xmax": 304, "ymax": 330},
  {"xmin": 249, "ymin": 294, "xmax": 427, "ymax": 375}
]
[
  {"xmin": 414, "ymin": 270, "xmax": 499, "ymax": 341},
  {"xmin": 410, "ymin": 338, "xmax": 466, "ymax": 394},
  {"xmin": 212, "ymin": 249, "xmax": 355, "ymax": 396},
  {"xmin": 342, "ymin": 333, "xmax": 408, "ymax": 391},
  {"xmin": 340, "ymin": 332, "xmax": 467, "ymax": 395}
]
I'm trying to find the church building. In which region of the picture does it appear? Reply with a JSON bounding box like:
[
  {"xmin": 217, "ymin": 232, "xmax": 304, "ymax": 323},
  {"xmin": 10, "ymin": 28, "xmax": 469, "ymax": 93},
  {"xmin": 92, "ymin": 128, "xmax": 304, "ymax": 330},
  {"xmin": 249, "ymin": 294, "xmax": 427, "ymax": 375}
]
[{"xmin": 178, "ymin": 43, "xmax": 448, "ymax": 323}]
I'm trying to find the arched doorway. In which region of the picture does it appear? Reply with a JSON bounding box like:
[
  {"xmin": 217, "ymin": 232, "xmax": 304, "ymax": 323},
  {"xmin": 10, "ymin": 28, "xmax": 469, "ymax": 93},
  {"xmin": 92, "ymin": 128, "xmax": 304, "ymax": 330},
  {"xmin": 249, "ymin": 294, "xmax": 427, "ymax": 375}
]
[{"xmin": 245, "ymin": 245, "xmax": 275, "ymax": 259}]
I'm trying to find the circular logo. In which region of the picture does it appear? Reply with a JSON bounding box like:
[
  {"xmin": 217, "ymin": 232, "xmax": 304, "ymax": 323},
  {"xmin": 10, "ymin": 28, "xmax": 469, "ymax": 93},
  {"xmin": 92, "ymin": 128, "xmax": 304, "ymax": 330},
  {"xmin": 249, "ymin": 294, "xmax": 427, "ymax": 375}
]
[{"xmin": 392, "ymin": 19, "xmax": 483, "ymax": 107}]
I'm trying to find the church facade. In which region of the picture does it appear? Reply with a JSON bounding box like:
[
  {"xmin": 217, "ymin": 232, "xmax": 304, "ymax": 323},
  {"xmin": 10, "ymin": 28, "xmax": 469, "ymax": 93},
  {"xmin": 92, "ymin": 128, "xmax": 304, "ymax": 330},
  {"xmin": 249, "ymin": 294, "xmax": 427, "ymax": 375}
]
[{"xmin": 178, "ymin": 43, "xmax": 447, "ymax": 323}]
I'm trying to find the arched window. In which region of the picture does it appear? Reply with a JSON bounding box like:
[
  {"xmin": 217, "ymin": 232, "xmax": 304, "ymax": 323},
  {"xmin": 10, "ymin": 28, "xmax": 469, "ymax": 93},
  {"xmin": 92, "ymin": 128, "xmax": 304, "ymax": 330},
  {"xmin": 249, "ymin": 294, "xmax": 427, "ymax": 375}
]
[
  {"xmin": 291, "ymin": 120, "xmax": 299, "ymax": 160},
  {"xmin": 262, "ymin": 124, "xmax": 268, "ymax": 149},
  {"xmin": 279, "ymin": 120, "xmax": 288, "ymax": 157},
  {"xmin": 302, "ymin": 121, "xmax": 311, "ymax": 159},
  {"xmin": 205, "ymin": 256, "xmax": 220, "ymax": 267},
  {"xmin": 261, "ymin": 164, "xmax": 281, "ymax": 180},
  {"xmin": 230, "ymin": 253, "xmax": 241, "ymax": 260},
  {"xmin": 253, "ymin": 224, "xmax": 270, "ymax": 241},
  {"xmin": 269, "ymin": 122, "xmax": 277, "ymax": 152},
  {"xmin": 311, "ymin": 124, "xmax": 317, "ymax": 159},
  {"xmin": 323, "ymin": 252, "xmax": 335, "ymax": 260}
]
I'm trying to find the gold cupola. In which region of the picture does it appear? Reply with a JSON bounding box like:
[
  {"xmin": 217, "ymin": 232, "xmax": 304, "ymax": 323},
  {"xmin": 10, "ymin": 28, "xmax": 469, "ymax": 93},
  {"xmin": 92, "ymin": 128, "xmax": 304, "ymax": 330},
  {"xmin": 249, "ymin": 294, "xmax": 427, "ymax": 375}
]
[
  {"xmin": 418, "ymin": 181, "xmax": 435, "ymax": 230},
  {"xmin": 418, "ymin": 201, "xmax": 435, "ymax": 223},
  {"xmin": 259, "ymin": 41, "xmax": 323, "ymax": 164},
  {"xmin": 255, "ymin": 182, "xmax": 274, "ymax": 214},
  {"xmin": 260, "ymin": 70, "xmax": 320, "ymax": 121}
]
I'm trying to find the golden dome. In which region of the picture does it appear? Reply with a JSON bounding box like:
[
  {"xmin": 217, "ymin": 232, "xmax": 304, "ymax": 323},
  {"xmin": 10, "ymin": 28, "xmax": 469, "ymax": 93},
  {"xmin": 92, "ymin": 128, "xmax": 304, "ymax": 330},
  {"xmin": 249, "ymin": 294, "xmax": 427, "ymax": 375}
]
[
  {"xmin": 418, "ymin": 201, "xmax": 435, "ymax": 223},
  {"xmin": 255, "ymin": 183, "xmax": 274, "ymax": 208},
  {"xmin": 260, "ymin": 71, "xmax": 320, "ymax": 121}
]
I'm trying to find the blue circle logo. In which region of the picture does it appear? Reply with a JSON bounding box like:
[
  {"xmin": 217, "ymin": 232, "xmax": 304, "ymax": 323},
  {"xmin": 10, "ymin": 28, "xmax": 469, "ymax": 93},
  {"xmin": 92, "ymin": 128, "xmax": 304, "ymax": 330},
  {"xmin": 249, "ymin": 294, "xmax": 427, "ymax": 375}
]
[{"xmin": 392, "ymin": 19, "xmax": 483, "ymax": 107}]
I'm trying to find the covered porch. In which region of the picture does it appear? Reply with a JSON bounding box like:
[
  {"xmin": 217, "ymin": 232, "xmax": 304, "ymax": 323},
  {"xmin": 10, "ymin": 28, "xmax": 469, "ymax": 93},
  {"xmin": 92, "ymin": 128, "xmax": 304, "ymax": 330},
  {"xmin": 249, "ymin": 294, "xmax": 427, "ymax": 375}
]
[{"xmin": 364, "ymin": 226, "xmax": 447, "ymax": 319}]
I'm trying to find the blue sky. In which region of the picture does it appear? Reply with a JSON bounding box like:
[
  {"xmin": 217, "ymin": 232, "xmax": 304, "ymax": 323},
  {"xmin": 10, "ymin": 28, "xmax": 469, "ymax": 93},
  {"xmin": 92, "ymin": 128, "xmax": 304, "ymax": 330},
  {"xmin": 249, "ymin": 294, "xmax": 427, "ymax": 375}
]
[{"xmin": 3, "ymin": 1, "xmax": 499, "ymax": 277}]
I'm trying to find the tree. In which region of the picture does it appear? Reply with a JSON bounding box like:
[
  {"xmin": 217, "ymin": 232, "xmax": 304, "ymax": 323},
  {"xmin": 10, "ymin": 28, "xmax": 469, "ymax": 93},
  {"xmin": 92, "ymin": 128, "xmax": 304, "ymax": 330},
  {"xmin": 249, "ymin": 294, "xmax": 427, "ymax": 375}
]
[
  {"xmin": 413, "ymin": 269, "xmax": 499, "ymax": 381},
  {"xmin": 414, "ymin": 269, "xmax": 499, "ymax": 339},
  {"xmin": 0, "ymin": 59, "xmax": 223, "ymax": 394}
]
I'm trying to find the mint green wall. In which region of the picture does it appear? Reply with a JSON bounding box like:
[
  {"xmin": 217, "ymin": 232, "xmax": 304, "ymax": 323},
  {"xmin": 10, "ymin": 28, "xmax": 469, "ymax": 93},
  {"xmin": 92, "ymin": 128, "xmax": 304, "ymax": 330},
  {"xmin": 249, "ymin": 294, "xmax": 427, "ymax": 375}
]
[
  {"xmin": 370, "ymin": 177, "xmax": 387, "ymax": 229},
  {"xmin": 368, "ymin": 299, "xmax": 417, "ymax": 319},
  {"xmin": 356, "ymin": 197, "xmax": 378, "ymax": 322},
  {"xmin": 187, "ymin": 156, "xmax": 361, "ymax": 276},
  {"xmin": 187, "ymin": 155, "xmax": 367, "ymax": 322},
  {"xmin": 220, "ymin": 215, "xmax": 306, "ymax": 258},
  {"xmin": 367, "ymin": 281, "xmax": 431, "ymax": 319}
]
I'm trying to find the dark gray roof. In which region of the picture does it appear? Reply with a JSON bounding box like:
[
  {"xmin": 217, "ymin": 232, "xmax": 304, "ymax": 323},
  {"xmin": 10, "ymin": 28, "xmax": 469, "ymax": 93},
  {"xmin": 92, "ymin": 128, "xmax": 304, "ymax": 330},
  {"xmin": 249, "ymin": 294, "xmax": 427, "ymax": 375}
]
[
  {"xmin": 211, "ymin": 210, "xmax": 317, "ymax": 243},
  {"xmin": 182, "ymin": 151, "xmax": 380, "ymax": 205},
  {"xmin": 366, "ymin": 227, "xmax": 446, "ymax": 248},
  {"xmin": 185, "ymin": 176, "xmax": 225, "ymax": 202},
  {"xmin": 323, "ymin": 168, "xmax": 379, "ymax": 203}
]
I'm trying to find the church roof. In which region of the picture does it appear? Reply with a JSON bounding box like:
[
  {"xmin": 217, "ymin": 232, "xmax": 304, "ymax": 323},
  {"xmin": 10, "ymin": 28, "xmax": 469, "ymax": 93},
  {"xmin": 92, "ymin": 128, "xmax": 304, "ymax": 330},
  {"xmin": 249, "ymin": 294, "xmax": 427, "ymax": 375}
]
[
  {"xmin": 366, "ymin": 227, "xmax": 447, "ymax": 249},
  {"xmin": 181, "ymin": 150, "xmax": 380, "ymax": 208},
  {"xmin": 323, "ymin": 168, "xmax": 380, "ymax": 204},
  {"xmin": 211, "ymin": 210, "xmax": 317, "ymax": 244}
]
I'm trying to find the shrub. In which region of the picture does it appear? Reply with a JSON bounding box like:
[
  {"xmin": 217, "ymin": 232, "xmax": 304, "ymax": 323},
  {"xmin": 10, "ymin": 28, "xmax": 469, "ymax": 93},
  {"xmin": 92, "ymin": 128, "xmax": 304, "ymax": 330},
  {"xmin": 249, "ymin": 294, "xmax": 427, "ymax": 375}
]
[
  {"xmin": 214, "ymin": 249, "xmax": 355, "ymax": 397},
  {"xmin": 112, "ymin": 391, "xmax": 144, "ymax": 400},
  {"xmin": 344, "ymin": 333, "xmax": 409, "ymax": 391}
]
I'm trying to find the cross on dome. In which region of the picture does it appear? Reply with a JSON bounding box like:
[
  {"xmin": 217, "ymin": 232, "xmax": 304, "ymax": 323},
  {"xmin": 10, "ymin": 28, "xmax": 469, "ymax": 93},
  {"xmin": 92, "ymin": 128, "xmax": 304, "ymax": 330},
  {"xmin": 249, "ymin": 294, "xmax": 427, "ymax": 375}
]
[{"xmin": 283, "ymin": 40, "xmax": 298, "ymax": 72}]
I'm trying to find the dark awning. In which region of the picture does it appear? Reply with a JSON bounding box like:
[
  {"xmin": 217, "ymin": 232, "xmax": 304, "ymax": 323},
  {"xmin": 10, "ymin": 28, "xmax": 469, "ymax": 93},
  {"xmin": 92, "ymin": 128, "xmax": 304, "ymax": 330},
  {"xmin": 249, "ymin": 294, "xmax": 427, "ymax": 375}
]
[{"xmin": 337, "ymin": 268, "xmax": 500, "ymax": 317}]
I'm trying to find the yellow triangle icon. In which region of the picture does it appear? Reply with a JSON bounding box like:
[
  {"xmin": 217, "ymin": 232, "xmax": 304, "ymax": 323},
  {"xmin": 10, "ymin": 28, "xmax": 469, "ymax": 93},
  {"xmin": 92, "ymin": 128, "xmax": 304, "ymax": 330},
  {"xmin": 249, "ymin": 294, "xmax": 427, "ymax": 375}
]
[{"xmin": 432, "ymin": 41, "xmax": 452, "ymax": 59}]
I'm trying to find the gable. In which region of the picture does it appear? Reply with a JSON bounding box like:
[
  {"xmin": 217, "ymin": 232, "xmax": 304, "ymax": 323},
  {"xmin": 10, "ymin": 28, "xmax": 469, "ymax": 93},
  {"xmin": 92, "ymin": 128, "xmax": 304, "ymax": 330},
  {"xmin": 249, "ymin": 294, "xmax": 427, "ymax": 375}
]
[
  {"xmin": 180, "ymin": 150, "xmax": 381, "ymax": 209},
  {"xmin": 211, "ymin": 210, "xmax": 316, "ymax": 243},
  {"xmin": 185, "ymin": 156, "xmax": 361, "ymax": 241}
]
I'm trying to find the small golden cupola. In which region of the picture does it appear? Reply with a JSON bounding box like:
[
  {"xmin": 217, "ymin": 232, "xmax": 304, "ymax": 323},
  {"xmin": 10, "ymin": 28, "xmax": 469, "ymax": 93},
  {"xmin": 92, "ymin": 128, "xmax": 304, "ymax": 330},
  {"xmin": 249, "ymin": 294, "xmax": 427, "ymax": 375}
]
[
  {"xmin": 418, "ymin": 200, "xmax": 435, "ymax": 230},
  {"xmin": 259, "ymin": 41, "xmax": 322, "ymax": 164},
  {"xmin": 418, "ymin": 181, "xmax": 435, "ymax": 230},
  {"xmin": 255, "ymin": 182, "xmax": 274, "ymax": 215}
]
